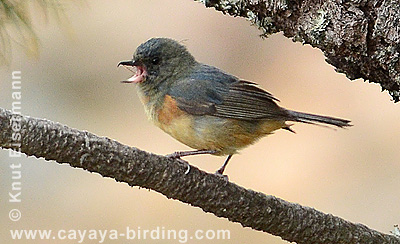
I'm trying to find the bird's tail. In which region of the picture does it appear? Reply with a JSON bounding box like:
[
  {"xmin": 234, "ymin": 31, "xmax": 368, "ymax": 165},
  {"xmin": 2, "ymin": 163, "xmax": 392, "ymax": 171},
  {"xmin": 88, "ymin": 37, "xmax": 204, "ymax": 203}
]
[{"xmin": 286, "ymin": 110, "xmax": 352, "ymax": 128}]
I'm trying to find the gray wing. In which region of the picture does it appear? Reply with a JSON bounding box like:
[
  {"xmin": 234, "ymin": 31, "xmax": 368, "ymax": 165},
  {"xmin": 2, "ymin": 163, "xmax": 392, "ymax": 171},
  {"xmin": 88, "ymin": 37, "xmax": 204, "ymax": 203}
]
[
  {"xmin": 168, "ymin": 65, "xmax": 289, "ymax": 120},
  {"xmin": 169, "ymin": 78, "xmax": 221, "ymax": 115},
  {"xmin": 214, "ymin": 80, "xmax": 289, "ymax": 120}
]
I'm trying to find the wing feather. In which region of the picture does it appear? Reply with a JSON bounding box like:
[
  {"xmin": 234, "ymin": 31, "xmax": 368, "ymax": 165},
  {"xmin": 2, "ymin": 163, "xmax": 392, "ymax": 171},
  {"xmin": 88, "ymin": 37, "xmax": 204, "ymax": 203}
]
[
  {"xmin": 168, "ymin": 64, "xmax": 289, "ymax": 121},
  {"xmin": 214, "ymin": 80, "xmax": 288, "ymax": 120}
]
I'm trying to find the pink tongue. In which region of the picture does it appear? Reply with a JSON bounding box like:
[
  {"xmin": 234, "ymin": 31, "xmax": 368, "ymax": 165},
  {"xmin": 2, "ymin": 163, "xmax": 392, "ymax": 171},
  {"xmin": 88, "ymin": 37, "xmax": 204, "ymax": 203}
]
[
  {"xmin": 127, "ymin": 74, "xmax": 142, "ymax": 83},
  {"xmin": 126, "ymin": 66, "xmax": 146, "ymax": 83}
]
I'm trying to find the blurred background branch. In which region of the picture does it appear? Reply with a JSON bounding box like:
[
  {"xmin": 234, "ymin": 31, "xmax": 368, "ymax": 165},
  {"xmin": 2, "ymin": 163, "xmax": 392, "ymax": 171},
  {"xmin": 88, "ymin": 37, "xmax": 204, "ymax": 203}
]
[
  {"xmin": 200, "ymin": 0, "xmax": 400, "ymax": 102},
  {"xmin": 0, "ymin": 0, "xmax": 72, "ymax": 65},
  {"xmin": 1, "ymin": 108, "xmax": 399, "ymax": 244}
]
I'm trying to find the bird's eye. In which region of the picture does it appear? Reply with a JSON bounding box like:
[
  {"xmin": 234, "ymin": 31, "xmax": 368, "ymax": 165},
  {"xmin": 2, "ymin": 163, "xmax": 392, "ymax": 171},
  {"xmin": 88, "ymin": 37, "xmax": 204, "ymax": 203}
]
[{"xmin": 151, "ymin": 57, "xmax": 160, "ymax": 65}]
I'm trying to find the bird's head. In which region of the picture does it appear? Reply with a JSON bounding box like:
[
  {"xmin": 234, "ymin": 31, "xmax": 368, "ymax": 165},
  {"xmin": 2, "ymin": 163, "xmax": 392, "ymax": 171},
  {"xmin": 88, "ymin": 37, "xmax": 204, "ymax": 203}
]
[{"xmin": 118, "ymin": 38, "xmax": 197, "ymax": 94}]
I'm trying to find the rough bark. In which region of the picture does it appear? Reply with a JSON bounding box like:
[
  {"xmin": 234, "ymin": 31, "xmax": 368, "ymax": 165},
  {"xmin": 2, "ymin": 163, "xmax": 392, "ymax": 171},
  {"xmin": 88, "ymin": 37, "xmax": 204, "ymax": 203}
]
[
  {"xmin": 200, "ymin": 0, "xmax": 400, "ymax": 102},
  {"xmin": 1, "ymin": 108, "xmax": 399, "ymax": 244}
]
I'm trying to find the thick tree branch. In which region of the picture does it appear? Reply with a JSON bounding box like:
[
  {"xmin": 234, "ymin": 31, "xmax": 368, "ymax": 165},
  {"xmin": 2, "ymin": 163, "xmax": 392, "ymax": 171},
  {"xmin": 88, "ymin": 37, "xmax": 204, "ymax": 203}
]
[
  {"xmin": 1, "ymin": 108, "xmax": 399, "ymax": 244},
  {"xmin": 200, "ymin": 0, "xmax": 400, "ymax": 102}
]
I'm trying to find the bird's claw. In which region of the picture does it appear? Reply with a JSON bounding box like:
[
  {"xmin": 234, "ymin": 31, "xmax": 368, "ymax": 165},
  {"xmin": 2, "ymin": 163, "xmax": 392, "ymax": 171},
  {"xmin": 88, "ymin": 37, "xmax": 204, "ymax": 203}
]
[
  {"xmin": 214, "ymin": 170, "xmax": 229, "ymax": 181},
  {"xmin": 165, "ymin": 153, "xmax": 190, "ymax": 174},
  {"xmin": 165, "ymin": 152, "xmax": 181, "ymax": 159}
]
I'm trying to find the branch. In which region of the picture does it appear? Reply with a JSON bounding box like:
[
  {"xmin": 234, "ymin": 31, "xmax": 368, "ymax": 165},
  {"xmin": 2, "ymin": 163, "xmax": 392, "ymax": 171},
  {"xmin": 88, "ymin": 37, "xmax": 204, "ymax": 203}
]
[
  {"xmin": 199, "ymin": 0, "xmax": 400, "ymax": 102},
  {"xmin": 1, "ymin": 108, "xmax": 399, "ymax": 244}
]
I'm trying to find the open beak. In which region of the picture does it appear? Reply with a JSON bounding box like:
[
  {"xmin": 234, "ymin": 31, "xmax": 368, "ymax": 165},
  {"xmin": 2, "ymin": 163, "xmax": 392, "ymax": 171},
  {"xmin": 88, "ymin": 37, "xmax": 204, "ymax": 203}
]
[{"xmin": 117, "ymin": 59, "xmax": 146, "ymax": 83}]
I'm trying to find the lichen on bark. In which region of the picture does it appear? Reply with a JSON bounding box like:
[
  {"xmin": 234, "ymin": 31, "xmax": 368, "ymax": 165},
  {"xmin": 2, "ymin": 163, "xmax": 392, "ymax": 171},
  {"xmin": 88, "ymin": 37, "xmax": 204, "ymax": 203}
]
[{"xmin": 200, "ymin": 0, "xmax": 400, "ymax": 102}]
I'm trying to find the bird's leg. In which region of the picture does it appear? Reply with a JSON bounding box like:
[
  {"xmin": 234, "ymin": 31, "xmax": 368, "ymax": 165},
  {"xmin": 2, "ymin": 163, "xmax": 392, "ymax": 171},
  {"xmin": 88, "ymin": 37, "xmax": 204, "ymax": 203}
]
[
  {"xmin": 166, "ymin": 149, "xmax": 218, "ymax": 159},
  {"xmin": 215, "ymin": 155, "xmax": 233, "ymax": 176},
  {"xmin": 165, "ymin": 149, "xmax": 218, "ymax": 175}
]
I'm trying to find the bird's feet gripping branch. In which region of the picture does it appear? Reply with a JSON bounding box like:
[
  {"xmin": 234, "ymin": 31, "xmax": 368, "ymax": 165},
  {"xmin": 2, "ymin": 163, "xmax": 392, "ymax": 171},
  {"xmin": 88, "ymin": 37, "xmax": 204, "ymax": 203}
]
[{"xmin": 165, "ymin": 149, "xmax": 232, "ymax": 177}]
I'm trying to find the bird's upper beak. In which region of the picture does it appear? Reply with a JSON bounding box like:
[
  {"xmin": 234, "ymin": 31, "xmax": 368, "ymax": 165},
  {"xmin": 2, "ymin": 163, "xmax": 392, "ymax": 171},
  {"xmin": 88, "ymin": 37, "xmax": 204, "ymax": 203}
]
[
  {"xmin": 117, "ymin": 60, "xmax": 140, "ymax": 67},
  {"xmin": 117, "ymin": 59, "xmax": 147, "ymax": 83}
]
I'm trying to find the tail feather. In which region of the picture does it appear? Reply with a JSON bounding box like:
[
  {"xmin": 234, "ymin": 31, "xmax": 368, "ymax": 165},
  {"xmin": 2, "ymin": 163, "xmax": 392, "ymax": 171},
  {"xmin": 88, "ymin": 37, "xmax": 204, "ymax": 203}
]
[{"xmin": 286, "ymin": 110, "xmax": 352, "ymax": 128}]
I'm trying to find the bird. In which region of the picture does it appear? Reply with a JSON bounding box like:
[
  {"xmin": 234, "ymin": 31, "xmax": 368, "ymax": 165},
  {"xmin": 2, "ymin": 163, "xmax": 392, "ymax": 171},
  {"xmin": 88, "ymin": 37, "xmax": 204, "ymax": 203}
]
[{"xmin": 118, "ymin": 37, "xmax": 351, "ymax": 175}]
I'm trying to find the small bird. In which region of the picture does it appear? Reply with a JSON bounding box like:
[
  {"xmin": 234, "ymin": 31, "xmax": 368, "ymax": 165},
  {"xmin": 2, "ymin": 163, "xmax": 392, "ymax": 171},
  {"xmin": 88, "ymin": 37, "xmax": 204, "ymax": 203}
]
[{"xmin": 118, "ymin": 38, "xmax": 351, "ymax": 175}]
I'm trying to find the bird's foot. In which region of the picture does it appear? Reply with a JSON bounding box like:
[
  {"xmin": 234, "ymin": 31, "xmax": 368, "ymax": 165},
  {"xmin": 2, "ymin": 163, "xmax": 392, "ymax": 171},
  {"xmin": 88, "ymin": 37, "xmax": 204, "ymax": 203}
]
[
  {"xmin": 166, "ymin": 151, "xmax": 185, "ymax": 160},
  {"xmin": 214, "ymin": 170, "xmax": 229, "ymax": 181},
  {"xmin": 165, "ymin": 153, "xmax": 190, "ymax": 174}
]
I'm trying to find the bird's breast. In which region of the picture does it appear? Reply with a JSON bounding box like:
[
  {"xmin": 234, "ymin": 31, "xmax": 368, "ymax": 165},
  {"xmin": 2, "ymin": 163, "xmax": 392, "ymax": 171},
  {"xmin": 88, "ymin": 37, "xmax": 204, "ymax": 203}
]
[{"xmin": 138, "ymin": 92, "xmax": 198, "ymax": 147}]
